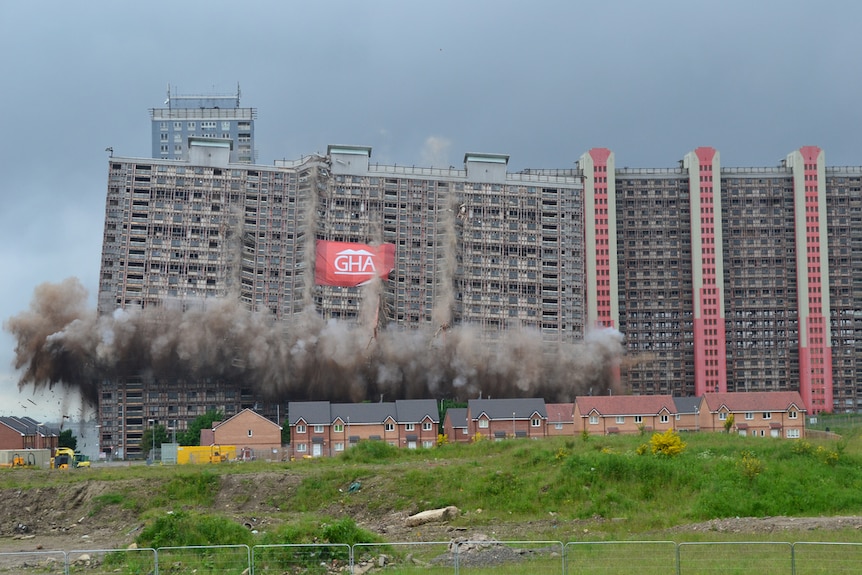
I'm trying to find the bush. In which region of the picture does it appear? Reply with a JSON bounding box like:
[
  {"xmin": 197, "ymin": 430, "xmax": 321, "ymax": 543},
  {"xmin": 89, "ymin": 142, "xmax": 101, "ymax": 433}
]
[
  {"xmin": 338, "ymin": 440, "xmax": 399, "ymax": 462},
  {"xmin": 649, "ymin": 429, "xmax": 686, "ymax": 457},
  {"xmin": 137, "ymin": 511, "xmax": 252, "ymax": 548}
]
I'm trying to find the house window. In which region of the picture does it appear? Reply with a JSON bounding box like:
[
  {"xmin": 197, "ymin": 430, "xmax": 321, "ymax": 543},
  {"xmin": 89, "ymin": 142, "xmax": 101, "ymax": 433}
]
[
  {"xmin": 589, "ymin": 415, "xmax": 599, "ymax": 425},
  {"xmin": 333, "ymin": 424, "xmax": 344, "ymax": 433},
  {"xmin": 719, "ymin": 412, "xmax": 727, "ymax": 421},
  {"xmin": 385, "ymin": 423, "xmax": 395, "ymax": 432},
  {"xmin": 422, "ymin": 440, "xmax": 434, "ymax": 449},
  {"xmin": 615, "ymin": 416, "xmax": 625, "ymax": 424},
  {"xmin": 405, "ymin": 423, "xmax": 415, "ymax": 431},
  {"xmin": 423, "ymin": 422, "xmax": 433, "ymax": 431},
  {"xmin": 296, "ymin": 443, "xmax": 307, "ymax": 453},
  {"xmin": 247, "ymin": 429, "xmax": 253, "ymax": 437},
  {"xmin": 335, "ymin": 442, "xmax": 344, "ymax": 452},
  {"xmin": 462, "ymin": 427, "xmax": 468, "ymax": 435},
  {"xmin": 531, "ymin": 418, "xmax": 541, "ymax": 427},
  {"xmin": 634, "ymin": 416, "xmax": 643, "ymax": 424},
  {"xmin": 296, "ymin": 424, "xmax": 306, "ymax": 434},
  {"xmin": 314, "ymin": 425, "xmax": 324, "ymax": 433},
  {"xmin": 479, "ymin": 419, "xmax": 489, "ymax": 429},
  {"xmin": 763, "ymin": 412, "xmax": 771, "ymax": 420},
  {"xmin": 789, "ymin": 411, "xmax": 798, "ymax": 419},
  {"xmin": 554, "ymin": 423, "xmax": 563, "ymax": 430},
  {"xmin": 786, "ymin": 429, "xmax": 800, "ymax": 439},
  {"xmin": 745, "ymin": 412, "xmax": 754, "ymax": 420},
  {"xmin": 660, "ymin": 414, "xmax": 669, "ymax": 424}
]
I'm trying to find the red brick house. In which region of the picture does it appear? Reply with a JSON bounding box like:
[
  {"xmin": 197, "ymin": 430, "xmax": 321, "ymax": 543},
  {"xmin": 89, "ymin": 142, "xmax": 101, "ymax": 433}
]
[
  {"xmin": 209, "ymin": 409, "xmax": 283, "ymax": 461},
  {"xmin": 442, "ymin": 408, "xmax": 470, "ymax": 443},
  {"xmin": 698, "ymin": 391, "xmax": 806, "ymax": 438},
  {"xmin": 545, "ymin": 403, "xmax": 575, "ymax": 436},
  {"xmin": 0, "ymin": 416, "xmax": 57, "ymax": 451},
  {"xmin": 287, "ymin": 400, "xmax": 440, "ymax": 458},
  {"xmin": 466, "ymin": 398, "xmax": 547, "ymax": 440},
  {"xmin": 574, "ymin": 395, "xmax": 677, "ymax": 435}
]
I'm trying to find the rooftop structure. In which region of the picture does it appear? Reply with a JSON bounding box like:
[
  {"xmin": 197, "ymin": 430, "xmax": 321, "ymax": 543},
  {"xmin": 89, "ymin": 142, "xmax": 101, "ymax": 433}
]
[{"xmin": 150, "ymin": 84, "xmax": 256, "ymax": 163}]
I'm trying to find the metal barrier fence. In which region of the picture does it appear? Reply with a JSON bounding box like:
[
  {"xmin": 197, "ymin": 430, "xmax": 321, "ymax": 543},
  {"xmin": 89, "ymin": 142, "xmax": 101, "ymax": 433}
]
[{"xmin": 1, "ymin": 540, "xmax": 861, "ymax": 574}]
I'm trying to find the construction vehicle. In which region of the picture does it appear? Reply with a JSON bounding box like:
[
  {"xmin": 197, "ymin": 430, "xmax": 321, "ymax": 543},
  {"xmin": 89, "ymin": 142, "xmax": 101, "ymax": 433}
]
[
  {"xmin": 176, "ymin": 445, "xmax": 235, "ymax": 465},
  {"xmin": 51, "ymin": 447, "xmax": 91, "ymax": 469},
  {"xmin": 6, "ymin": 452, "xmax": 36, "ymax": 468}
]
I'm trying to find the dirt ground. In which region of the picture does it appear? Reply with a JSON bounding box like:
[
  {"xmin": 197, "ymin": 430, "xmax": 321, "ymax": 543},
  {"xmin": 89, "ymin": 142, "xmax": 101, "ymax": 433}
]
[{"xmin": 0, "ymin": 470, "xmax": 860, "ymax": 554}]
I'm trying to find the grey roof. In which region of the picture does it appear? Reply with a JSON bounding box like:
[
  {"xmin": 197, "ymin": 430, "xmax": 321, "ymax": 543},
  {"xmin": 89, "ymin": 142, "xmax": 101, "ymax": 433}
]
[
  {"xmin": 0, "ymin": 416, "xmax": 54, "ymax": 435},
  {"xmin": 287, "ymin": 401, "xmax": 331, "ymax": 425},
  {"xmin": 395, "ymin": 399, "xmax": 439, "ymax": 424},
  {"xmin": 673, "ymin": 396, "xmax": 701, "ymax": 414},
  {"xmin": 332, "ymin": 402, "xmax": 398, "ymax": 424},
  {"xmin": 0, "ymin": 417, "xmax": 29, "ymax": 435},
  {"xmin": 445, "ymin": 408, "xmax": 468, "ymax": 428},
  {"xmin": 468, "ymin": 398, "xmax": 547, "ymax": 420}
]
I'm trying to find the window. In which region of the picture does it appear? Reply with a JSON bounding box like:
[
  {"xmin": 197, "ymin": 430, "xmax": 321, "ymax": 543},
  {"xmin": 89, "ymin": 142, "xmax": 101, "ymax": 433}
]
[
  {"xmin": 423, "ymin": 421, "xmax": 433, "ymax": 431},
  {"xmin": 296, "ymin": 443, "xmax": 307, "ymax": 453},
  {"xmin": 615, "ymin": 416, "xmax": 625, "ymax": 424},
  {"xmin": 221, "ymin": 121, "xmax": 231, "ymax": 131},
  {"xmin": 296, "ymin": 424, "xmax": 306, "ymax": 434},
  {"xmin": 335, "ymin": 442, "xmax": 344, "ymax": 452},
  {"xmin": 478, "ymin": 419, "xmax": 489, "ymax": 429},
  {"xmin": 719, "ymin": 412, "xmax": 727, "ymax": 421},
  {"xmin": 763, "ymin": 412, "xmax": 771, "ymax": 420},
  {"xmin": 187, "ymin": 122, "xmax": 196, "ymax": 130},
  {"xmin": 589, "ymin": 415, "xmax": 599, "ymax": 425},
  {"xmin": 247, "ymin": 429, "xmax": 253, "ymax": 437},
  {"xmin": 385, "ymin": 423, "xmax": 395, "ymax": 432},
  {"xmin": 333, "ymin": 423, "xmax": 344, "ymax": 433},
  {"xmin": 789, "ymin": 410, "xmax": 798, "ymax": 419},
  {"xmin": 423, "ymin": 440, "xmax": 434, "ymax": 449},
  {"xmin": 405, "ymin": 423, "xmax": 415, "ymax": 431},
  {"xmin": 635, "ymin": 416, "xmax": 643, "ymax": 424},
  {"xmin": 554, "ymin": 423, "xmax": 563, "ymax": 430},
  {"xmin": 745, "ymin": 412, "xmax": 754, "ymax": 420},
  {"xmin": 786, "ymin": 429, "xmax": 800, "ymax": 439},
  {"xmin": 314, "ymin": 425, "xmax": 324, "ymax": 433},
  {"xmin": 531, "ymin": 417, "xmax": 541, "ymax": 427},
  {"xmin": 660, "ymin": 414, "xmax": 669, "ymax": 424}
]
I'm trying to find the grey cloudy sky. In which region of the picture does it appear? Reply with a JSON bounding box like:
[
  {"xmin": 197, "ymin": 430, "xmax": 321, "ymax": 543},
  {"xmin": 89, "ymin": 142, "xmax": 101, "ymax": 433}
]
[{"xmin": 1, "ymin": 1, "xmax": 860, "ymax": 420}]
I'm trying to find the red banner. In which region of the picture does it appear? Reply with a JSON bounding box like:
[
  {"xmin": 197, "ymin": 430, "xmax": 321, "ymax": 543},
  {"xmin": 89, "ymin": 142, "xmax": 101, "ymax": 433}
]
[{"xmin": 315, "ymin": 241, "xmax": 396, "ymax": 287}]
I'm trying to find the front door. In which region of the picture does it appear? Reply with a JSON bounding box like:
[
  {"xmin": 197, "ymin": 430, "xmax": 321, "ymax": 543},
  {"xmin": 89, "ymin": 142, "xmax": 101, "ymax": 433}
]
[{"xmin": 312, "ymin": 443, "xmax": 322, "ymax": 457}]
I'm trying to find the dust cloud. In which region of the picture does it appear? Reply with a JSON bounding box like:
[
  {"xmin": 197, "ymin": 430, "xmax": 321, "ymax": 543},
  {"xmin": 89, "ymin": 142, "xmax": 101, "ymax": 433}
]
[{"xmin": 4, "ymin": 277, "xmax": 624, "ymax": 406}]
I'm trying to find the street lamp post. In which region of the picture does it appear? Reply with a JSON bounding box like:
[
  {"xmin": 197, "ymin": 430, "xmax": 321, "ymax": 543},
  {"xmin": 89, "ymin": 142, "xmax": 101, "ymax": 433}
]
[
  {"xmin": 512, "ymin": 412, "xmax": 516, "ymax": 438},
  {"xmin": 36, "ymin": 422, "xmax": 45, "ymax": 450},
  {"xmin": 148, "ymin": 419, "xmax": 155, "ymax": 461}
]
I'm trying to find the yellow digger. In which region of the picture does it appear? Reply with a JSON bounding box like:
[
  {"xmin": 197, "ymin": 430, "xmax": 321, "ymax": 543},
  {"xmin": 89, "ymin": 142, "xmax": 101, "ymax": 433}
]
[{"xmin": 51, "ymin": 447, "xmax": 91, "ymax": 469}]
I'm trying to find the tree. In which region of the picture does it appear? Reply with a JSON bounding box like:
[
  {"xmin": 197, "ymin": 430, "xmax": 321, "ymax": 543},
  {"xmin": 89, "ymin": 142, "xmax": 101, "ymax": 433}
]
[
  {"xmin": 58, "ymin": 429, "xmax": 77, "ymax": 451},
  {"xmin": 141, "ymin": 424, "xmax": 171, "ymax": 458},
  {"xmin": 281, "ymin": 419, "xmax": 290, "ymax": 445},
  {"xmin": 723, "ymin": 413, "xmax": 735, "ymax": 433},
  {"xmin": 178, "ymin": 411, "xmax": 224, "ymax": 446}
]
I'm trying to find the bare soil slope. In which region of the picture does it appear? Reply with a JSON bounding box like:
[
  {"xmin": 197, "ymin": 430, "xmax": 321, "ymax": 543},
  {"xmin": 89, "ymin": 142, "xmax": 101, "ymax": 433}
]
[{"xmin": 0, "ymin": 471, "xmax": 859, "ymax": 554}]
